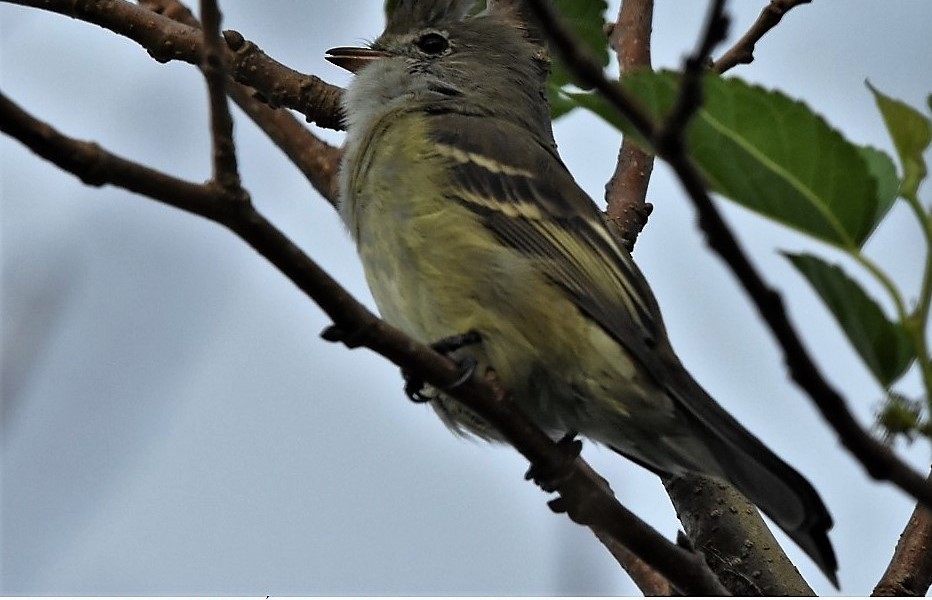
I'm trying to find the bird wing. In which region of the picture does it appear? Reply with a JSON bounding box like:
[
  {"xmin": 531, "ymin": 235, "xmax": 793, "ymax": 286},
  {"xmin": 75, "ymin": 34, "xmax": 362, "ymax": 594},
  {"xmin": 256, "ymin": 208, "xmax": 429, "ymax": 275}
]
[
  {"xmin": 427, "ymin": 112, "xmax": 668, "ymax": 374},
  {"xmin": 426, "ymin": 113, "xmax": 838, "ymax": 583}
]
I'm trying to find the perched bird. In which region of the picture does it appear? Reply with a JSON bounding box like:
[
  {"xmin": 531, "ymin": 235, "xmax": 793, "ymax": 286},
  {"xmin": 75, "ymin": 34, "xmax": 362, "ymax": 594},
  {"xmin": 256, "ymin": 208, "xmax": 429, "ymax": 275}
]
[{"xmin": 327, "ymin": 0, "xmax": 836, "ymax": 584}]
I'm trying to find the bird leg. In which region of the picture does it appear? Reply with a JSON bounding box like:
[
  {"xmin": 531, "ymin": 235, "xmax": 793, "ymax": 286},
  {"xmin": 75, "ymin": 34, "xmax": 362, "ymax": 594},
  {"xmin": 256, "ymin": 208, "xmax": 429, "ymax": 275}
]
[
  {"xmin": 525, "ymin": 431, "xmax": 583, "ymax": 493},
  {"xmin": 404, "ymin": 330, "xmax": 483, "ymax": 403}
]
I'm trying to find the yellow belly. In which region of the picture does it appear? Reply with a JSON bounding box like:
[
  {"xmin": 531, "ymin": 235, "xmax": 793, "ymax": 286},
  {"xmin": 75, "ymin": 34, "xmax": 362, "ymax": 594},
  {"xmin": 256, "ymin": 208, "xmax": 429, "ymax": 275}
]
[{"xmin": 343, "ymin": 112, "xmax": 657, "ymax": 442}]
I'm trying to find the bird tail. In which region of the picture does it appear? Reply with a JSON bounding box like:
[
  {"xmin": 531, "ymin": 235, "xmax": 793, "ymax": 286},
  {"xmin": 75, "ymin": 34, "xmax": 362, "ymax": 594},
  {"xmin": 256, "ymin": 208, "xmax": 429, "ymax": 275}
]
[{"xmin": 629, "ymin": 365, "xmax": 839, "ymax": 586}]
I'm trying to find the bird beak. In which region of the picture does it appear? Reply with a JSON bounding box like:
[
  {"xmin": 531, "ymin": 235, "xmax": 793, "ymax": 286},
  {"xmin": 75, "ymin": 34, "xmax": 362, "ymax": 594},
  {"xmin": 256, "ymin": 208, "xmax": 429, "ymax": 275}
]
[{"xmin": 325, "ymin": 47, "xmax": 392, "ymax": 73}]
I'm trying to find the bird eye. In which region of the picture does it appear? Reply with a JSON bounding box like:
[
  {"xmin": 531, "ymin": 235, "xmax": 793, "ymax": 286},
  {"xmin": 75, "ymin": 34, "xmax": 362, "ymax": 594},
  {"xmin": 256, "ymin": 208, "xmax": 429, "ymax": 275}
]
[{"xmin": 415, "ymin": 32, "xmax": 449, "ymax": 55}]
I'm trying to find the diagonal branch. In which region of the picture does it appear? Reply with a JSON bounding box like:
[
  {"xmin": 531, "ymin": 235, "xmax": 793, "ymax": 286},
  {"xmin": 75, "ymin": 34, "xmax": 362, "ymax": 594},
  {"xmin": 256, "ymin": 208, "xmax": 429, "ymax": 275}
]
[
  {"xmin": 873, "ymin": 468, "xmax": 932, "ymax": 596},
  {"xmin": 4, "ymin": 0, "xmax": 720, "ymax": 592},
  {"xmin": 0, "ymin": 90, "xmax": 729, "ymax": 596},
  {"xmin": 656, "ymin": 0, "xmax": 730, "ymax": 151},
  {"xmin": 523, "ymin": 0, "xmax": 932, "ymax": 519},
  {"xmin": 653, "ymin": 2, "xmax": 818, "ymax": 592},
  {"xmin": 594, "ymin": 530, "xmax": 674, "ymax": 596},
  {"xmin": 713, "ymin": 0, "xmax": 813, "ymax": 74},
  {"xmin": 3, "ymin": 0, "xmax": 345, "ymax": 130},
  {"xmin": 138, "ymin": 0, "xmax": 341, "ymax": 206},
  {"xmin": 0, "ymin": 92, "xmax": 222, "ymax": 215},
  {"xmin": 665, "ymin": 473, "xmax": 816, "ymax": 595}
]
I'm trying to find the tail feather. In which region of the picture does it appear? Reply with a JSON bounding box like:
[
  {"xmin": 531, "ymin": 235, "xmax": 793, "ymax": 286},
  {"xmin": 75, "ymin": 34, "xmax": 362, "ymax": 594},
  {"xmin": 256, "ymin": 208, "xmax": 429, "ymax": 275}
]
[{"xmin": 664, "ymin": 369, "xmax": 838, "ymax": 586}]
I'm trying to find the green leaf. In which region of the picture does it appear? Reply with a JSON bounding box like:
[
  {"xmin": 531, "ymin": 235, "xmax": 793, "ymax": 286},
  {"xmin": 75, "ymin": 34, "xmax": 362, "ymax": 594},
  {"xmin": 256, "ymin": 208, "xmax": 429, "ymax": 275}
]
[
  {"xmin": 785, "ymin": 252, "xmax": 915, "ymax": 387},
  {"xmin": 548, "ymin": 0, "xmax": 609, "ymax": 118},
  {"xmin": 553, "ymin": 88, "xmax": 632, "ymax": 133},
  {"xmin": 868, "ymin": 83, "xmax": 931, "ymax": 200},
  {"xmin": 618, "ymin": 71, "xmax": 884, "ymax": 249},
  {"xmin": 857, "ymin": 145, "xmax": 900, "ymax": 234},
  {"xmin": 554, "ymin": 0, "xmax": 609, "ymax": 61},
  {"xmin": 549, "ymin": 82, "xmax": 579, "ymax": 120},
  {"xmin": 551, "ymin": 0, "xmax": 610, "ymax": 88}
]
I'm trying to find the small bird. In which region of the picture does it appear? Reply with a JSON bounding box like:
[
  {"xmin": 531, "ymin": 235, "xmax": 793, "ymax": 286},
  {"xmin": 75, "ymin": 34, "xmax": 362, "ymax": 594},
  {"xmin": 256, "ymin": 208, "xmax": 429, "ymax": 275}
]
[{"xmin": 327, "ymin": 0, "xmax": 836, "ymax": 584}]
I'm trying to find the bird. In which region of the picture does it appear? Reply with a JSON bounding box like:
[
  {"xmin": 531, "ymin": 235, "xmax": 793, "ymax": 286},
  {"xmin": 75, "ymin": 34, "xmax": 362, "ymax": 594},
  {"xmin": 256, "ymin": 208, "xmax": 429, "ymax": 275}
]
[{"xmin": 326, "ymin": 0, "xmax": 837, "ymax": 585}]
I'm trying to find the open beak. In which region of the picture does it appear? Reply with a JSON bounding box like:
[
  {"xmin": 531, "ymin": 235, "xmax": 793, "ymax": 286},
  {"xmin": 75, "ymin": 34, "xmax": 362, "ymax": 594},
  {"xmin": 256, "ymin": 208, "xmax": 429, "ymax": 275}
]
[{"xmin": 325, "ymin": 47, "xmax": 392, "ymax": 73}]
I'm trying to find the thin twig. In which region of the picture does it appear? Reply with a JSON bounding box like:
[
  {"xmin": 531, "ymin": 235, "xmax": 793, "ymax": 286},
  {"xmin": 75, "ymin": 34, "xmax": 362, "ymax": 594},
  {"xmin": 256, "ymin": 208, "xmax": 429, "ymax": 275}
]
[
  {"xmin": 0, "ymin": 91, "xmax": 729, "ymax": 597},
  {"xmin": 223, "ymin": 79, "xmax": 342, "ymax": 205},
  {"xmin": 604, "ymin": 0, "xmax": 655, "ymax": 251},
  {"xmin": 656, "ymin": 0, "xmax": 729, "ymax": 151},
  {"xmin": 139, "ymin": 0, "xmax": 342, "ymax": 206},
  {"xmin": 523, "ymin": 0, "xmax": 932, "ymax": 510},
  {"xmin": 712, "ymin": 0, "xmax": 812, "ymax": 74},
  {"xmin": 199, "ymin": 0, "xmax": 242, "ymax": 195},
  {"xmin": 873, "ymin": 468, "xmax": 932, "ymax": 596}
]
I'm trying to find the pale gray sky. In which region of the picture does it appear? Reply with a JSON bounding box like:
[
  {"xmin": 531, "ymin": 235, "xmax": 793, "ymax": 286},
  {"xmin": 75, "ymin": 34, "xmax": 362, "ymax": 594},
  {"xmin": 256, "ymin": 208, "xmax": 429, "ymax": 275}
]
[{"xmin": 2, "ymin": 1, "xmax": 931, "ymax": 595}]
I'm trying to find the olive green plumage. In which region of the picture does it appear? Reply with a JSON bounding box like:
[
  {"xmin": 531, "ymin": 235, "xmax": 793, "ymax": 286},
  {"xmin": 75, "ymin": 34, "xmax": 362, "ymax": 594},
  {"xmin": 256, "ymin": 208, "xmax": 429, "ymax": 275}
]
[{"xmin": 332, "ymin": 0, "xmax": 837, "ymax": 585}]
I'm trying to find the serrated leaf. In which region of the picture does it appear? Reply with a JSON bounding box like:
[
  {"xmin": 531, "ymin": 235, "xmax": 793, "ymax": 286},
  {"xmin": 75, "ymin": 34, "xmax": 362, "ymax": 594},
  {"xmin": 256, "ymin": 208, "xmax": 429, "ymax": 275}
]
[
  {"xmin": 786, "ymin": 252, "xmax": 915, "ymax": 387},
  {"xmin": 868, "ymin": 83, "xmax": 931, "ymax": 200},
  {"xmin": 617, "ymin": 71, "xmax": 883, "ymax": 249}
]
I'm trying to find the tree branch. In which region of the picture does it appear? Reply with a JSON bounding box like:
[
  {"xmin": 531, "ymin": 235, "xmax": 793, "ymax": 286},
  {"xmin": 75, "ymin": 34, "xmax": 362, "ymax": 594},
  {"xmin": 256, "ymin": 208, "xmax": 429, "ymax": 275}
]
[
  {"xmin": 496, "ymin": 2, "xmax": 821, "ymax": 593},
  {"xmin": 594, "ymin": 530, "xmax": 674, "ymax": 596},
  {"xmin": 665, "ymin": 474, "xmax": 815, "ymax": 595},
  {"xmin": 199, "ymin": 0, "xmax": 242, "ymax": 195},
  {"xmin": 0, "ymin": 93, "xmax": 222, "ymax": 215},
  {"xmin": 599, "ymin": 3, "xmax": 686, "ymax": 594},
  {"xmin": 713, "ymin": 0, "xmax": 813, "ymax": 74},
  {"xmin": 873, "ymin": 468, "xmax": 932, "ymax": 596},
  {"xmin": 657, "ymin": 4, "xmax": 818, "ymax": 592},
  {"xmin": 3, "ymin": 0, "xmax": 345, "ymax": 130},
  {"xmin": 523, "ymin": 0, "xmax": 932, "ymax": 513},
  {"xmin": 0, "ymin": 90, "xmax": 728, "ymax": 596},
  {"xmin": 604, "ymin": 0, "xmax": 655, "ymax": 252},
  {"xmin": 656, "ymin": 0, "xmax": 729, "ymax": 150},
  {"xmin": 3, "ymin": 1, "xmax": 726, "ymax": 592},
  {"xmin": 138, "ymin": 0, "xmax": 341, "ymax": 206}
]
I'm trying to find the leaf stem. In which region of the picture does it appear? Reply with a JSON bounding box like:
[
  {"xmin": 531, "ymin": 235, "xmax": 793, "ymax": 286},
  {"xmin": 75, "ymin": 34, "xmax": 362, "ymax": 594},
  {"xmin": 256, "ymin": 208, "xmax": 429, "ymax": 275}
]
[
  {"xmin": 903, "ymin": 192, "xmax": 932, "ymax": 406},
  {"xmin": 851, "ymin": 250, "xmax": 910, "ymax": 326}
]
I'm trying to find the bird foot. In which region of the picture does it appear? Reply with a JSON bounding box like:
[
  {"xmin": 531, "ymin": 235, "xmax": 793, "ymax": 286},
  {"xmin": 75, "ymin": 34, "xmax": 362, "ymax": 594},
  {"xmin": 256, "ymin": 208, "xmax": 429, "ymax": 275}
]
[
  {"xmin": 526, "ymin": 432, "xmax": 583, "ymax": 494},
  {"xmin": 403, "ymin": 331, "xmax": 482, "ymax": 403}
]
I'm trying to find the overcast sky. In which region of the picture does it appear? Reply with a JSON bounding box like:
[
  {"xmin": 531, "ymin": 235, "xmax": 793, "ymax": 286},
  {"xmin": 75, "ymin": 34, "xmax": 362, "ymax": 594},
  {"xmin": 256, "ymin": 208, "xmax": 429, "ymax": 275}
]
[{"xmin": 2, "ymin": 1, "xmax": 931, "ymax": 595}]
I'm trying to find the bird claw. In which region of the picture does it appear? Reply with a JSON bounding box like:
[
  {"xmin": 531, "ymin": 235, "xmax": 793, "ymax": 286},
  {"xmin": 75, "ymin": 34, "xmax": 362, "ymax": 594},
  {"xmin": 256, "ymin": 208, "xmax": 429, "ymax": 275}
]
[
  {"xmin": 403, "ymin": 331, "xmax": 482, "ymax": 403},
  {"xmin": 525, "ymin": 432, "xmax": 583, "ymax": 493}
]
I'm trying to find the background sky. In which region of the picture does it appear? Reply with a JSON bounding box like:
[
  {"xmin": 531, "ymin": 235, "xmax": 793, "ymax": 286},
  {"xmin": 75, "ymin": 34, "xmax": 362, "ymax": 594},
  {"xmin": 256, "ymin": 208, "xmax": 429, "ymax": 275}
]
[{"xmin": 2, "ymin": 0, "xmax": 931, "ymax": 595}]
